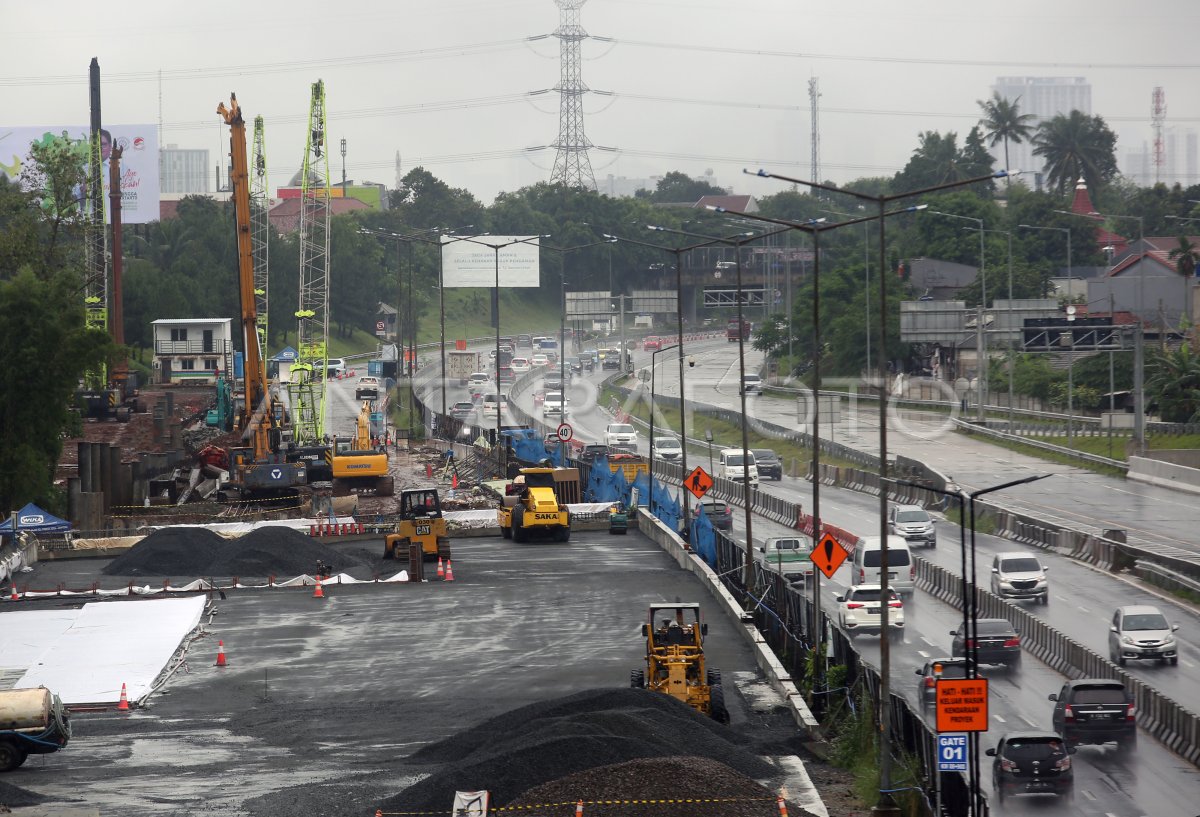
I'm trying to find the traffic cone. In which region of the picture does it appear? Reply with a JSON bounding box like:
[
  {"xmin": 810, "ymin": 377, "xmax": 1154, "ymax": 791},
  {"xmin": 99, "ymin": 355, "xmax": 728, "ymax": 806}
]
[
  {"xmin": 426, "ymin": 463, "xmax": 433, "ymax": 478},
  {"xmin": 9, "ymin": 585, "xmax": 17, "ymax": 602},
  {"xmin": 117, "ymin": 683, "xmax": 129, "ymax": 711},
  {"xmin": 436, "ymin": 556, "xmax": 445, "ymax": 578},
  {"xmin": 313, "ymin": 577, "xmax": 325, "ymax": 599},
  {"xmin": 575, "ymin": 800, "xmax": 584, "ymax": 816},
  {"xmin": 215, "ymin": 640, "xmax": 228, "ymax": 668},
  {"xmin": 452, "ymin": 472, "xmax": 459, "ymax": 489},
  {"xmin": 444, "ymin": 560, "xmax": 455, "ymax": 582},
  {"xmin": 777, "ymin": 793, "xmax": 788, "ymax": 817}
]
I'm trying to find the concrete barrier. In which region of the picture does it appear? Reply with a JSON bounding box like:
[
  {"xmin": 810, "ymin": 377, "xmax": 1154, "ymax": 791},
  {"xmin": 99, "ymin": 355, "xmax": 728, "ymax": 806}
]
[{"xmin": 1128, "ymin": 455, "xmax": 1200, "ymax": 496}]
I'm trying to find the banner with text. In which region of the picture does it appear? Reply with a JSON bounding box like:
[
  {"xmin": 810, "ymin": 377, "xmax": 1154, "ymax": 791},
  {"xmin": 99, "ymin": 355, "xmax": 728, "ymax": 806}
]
[
  {"xmin": 441, "ymin": 236, "xmax": 541, "ymax": 288},
  {"xmin": 0, "ymin": 125, "xmax": 160, "ymax": 224}
]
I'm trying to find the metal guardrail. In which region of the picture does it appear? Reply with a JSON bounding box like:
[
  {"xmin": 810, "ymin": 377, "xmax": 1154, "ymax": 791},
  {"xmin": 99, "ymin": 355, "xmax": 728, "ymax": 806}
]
[
  {"xmin": 951, "ymin": 418, "xmax": 1129, "ymax": 471},
  {"xmin": 914, "ymin": 554, "xmax": 1200, "ymax": 767}
]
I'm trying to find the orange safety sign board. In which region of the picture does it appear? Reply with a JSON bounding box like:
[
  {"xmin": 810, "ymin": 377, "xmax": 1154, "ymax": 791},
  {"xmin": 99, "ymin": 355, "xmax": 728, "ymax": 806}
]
[
  {"xmin": 810, "ymin": 533, "xmax": 848, "ymax": 579},
  {"xmin": 935, "ymin": 678, "xmax": 989, "ymax": 733},
  {"xmin": 685, "ymin": 466, "xmax": 714, "ymax": 500}
]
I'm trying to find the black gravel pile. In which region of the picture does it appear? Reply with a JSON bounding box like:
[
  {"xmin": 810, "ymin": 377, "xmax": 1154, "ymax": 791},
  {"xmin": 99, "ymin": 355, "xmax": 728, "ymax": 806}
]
[
  {"xmin": 507, "ymin": 755, "xmax": 808, "ymax": 817},
  {"xmin": 103, "ymin": 526, "xmax": 226, "ymax": 576},
  {"xmin": 103, "ymin": 525, "xmax": 363, "ymax": 579},
  {"xmin": 0, "ymin": 778, "xmax": 49, "ymax": 807},
  {"xmin": 206, "ymin": 526, "xmax": 362, "ymax": 577},
  {"xmin": 384, "ymin": 688, "xmax": 775, "ymax": 812}
]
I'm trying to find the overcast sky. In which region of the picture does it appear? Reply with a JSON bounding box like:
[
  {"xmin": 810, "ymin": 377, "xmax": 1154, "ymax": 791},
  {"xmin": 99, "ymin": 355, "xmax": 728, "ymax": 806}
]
[{"xmin": 7, "ymin": 0, "xmax": 1199, "ymax": 204}]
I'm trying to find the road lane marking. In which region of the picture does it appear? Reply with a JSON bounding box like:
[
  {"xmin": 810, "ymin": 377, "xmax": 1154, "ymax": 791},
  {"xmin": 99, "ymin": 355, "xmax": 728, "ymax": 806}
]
[
  {"xmin": 1181, "ymin": 658, "xmax": 1196, "ymax": 668},
  {"xmin": 917, "ymin": 650, "xmax": 930, "ymax": 659},
  {"xmin": 1078, "ymin": 605, "xmax": 1090, "ymax": 613},
  {"xmin": 1082, "ymin": 790, "xmax": 1097, "ymax": 801},
  {"xmin": 921, "ymin": 636, "xmax": 938, "ymax": 648},
  {"xmin": 1020, "ymin": 715, "xmax": 1039, "ymax": 728}
]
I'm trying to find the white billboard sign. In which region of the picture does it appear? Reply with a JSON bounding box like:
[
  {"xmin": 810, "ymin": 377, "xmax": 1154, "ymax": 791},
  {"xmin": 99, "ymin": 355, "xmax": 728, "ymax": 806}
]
[
  {"xmin": 441, "ymin": 236, "xmax": 541, "ymax": 288},
  {"xmin": 0, "ymin": 125, "xmax": 160, "ymax": 224}
]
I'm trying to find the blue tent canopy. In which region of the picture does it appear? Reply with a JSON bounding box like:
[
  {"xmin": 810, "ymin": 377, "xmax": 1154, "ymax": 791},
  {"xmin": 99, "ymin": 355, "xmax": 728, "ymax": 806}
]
[{"xmin": 0, "ymin": 503, "xmax": 71, "ymax": 534}]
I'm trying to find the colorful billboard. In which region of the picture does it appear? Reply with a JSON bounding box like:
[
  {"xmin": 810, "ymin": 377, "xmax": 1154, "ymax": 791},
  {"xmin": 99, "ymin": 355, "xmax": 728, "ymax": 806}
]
[
  {"xmin": 0, "ymin": 125, "xmax": 160, "ymax": 224},
  {"xmin": 440, "ymin": 236, "xmax": 541, "ymax": 288}
]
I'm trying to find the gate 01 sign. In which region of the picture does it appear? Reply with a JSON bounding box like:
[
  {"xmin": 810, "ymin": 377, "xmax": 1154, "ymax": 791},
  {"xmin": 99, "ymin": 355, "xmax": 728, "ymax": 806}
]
[
  {"xmin": 935, "ymin": 678, "xmax": 989, "ymax": 733},
  {"xmin": 936, "ymin": 733, "xmax": 968, "ymax": 772}
]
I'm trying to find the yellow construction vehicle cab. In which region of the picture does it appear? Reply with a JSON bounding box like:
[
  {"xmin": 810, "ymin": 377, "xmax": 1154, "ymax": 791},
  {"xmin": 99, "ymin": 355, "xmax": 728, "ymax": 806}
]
[
  {"xmin": 385, "ymin": 489, "xmax": 451, "ymax": 561},
  {"xmin": 498, "ymin": 467, "xmax": 571, "ymax": 542},
  {"xmin": 631, "ymin": 603, "xmax": 728, "ymax": 723},
  {"xmin": 330, "ymin": 401, "xmax": 394, "ymax": 497}
]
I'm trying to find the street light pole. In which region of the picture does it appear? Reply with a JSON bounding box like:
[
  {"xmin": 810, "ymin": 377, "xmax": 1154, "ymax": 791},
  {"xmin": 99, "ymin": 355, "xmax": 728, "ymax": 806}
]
[
  {"xmin": 650, "ymin": 343, "xmax": 681, "ymax": 513},
  {"xmin": 930, "ymin": 211, "xmax": 987, "ymax": 419},
  {"xmin": 749, "ymin": 165, "xmax": 1013, "ymax": 817},
  {"xmin": 649, "ymin": 224, "xmax": 794, "ymax": 599}
]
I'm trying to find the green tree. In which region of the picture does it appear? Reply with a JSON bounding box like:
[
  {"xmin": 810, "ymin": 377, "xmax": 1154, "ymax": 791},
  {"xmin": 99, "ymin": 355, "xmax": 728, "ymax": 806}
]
[
  {"xmin": 977, "ymin": 92, "xmax": 1035, "ymax": 185},
  {"xmin": 637, "ymin": 171, "xmax": 726, "ymax": 203},
  {"xmin": 1032, "ymin": 111, "xmax": 1119, "ymax": 196},
  {"xmin": 1168, "ymin": 234, "xmax": 1199, "ymax": 278},
  {"xmin": 1146, "ymin": 345, "xmax": 1200, "ymax": 422}
]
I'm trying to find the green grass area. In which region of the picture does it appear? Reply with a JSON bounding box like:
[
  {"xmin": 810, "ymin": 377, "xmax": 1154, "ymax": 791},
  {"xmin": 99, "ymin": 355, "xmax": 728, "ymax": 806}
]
[
  {"xmin": 943, "ymin": 505, "xmax": 998, "ymax": 536},
  {"xmin": 266, "ymin": 326, "xmax": 382, "ymax": 360},
  {"xmin": 602, "ymin": 384, "xmax": 874, "ymax": 474},
  {"xmin": 389, "ymin": 384, "xmax": 424, "ymax": 441},
  {"xmin": 416, "ymin": 290, "xmax": 566, "ymax": 344},
  {"xmin": 955, "ymin": 428, "xmax": 1128, "ymax": 477}
]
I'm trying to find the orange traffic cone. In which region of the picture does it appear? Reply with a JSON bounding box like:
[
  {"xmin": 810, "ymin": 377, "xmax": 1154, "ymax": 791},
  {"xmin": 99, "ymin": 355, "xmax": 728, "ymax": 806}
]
[
  {"xmin": 436, "ymin": 556, "xmax": 445, "ymax": 578},
  {"xmin": 776, "ymin": 793, "xmax": 788, "ymax": 817},
  {"xmin": 575, "ymin": 800, "xmax": 584, "ymax": 816},
  {"xmin": 215, "ymin": 640, "xmax": 228, "ymax": 667},
  {"xmin": 313, "ymin": 577, "xmax": 325, "ymax": 599},
  {"xmin": 444, "ymin": 560, "xmax": 455, "ymax": 582},
  {"xmin": 9, "ymin": 585, "xmax": 17, "ymax": 602},
  {"xmin": 452, "ymin": 472, "xmax": 459, "ymax": 489},
  {"xmin": 117, "ymin": 683, "xmax": 130, "ymax": 711}
]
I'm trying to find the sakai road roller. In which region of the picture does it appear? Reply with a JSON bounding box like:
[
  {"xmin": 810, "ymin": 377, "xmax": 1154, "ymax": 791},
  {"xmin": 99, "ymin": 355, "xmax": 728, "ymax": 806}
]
[
  {"xmin": 630, "ymin": 602, "xmax": 728, "ymax": 723},
  {"xmin": 498, "ymin": 467, "xmax": 571, "ymax": 542}
]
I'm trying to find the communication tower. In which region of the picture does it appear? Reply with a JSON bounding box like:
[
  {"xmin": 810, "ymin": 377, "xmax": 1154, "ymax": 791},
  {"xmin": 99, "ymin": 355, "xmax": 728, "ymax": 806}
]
[
  {"xmin": 548, "ymin": 0, "xmax": 596, "ymax": 190},
  {"xmin": 808, "ymin": 77, "xmax": 821, "ymax": 184},
  {"xmin": 1152, "ymin": 86, "xmax": 1166, "ymax": 186}
]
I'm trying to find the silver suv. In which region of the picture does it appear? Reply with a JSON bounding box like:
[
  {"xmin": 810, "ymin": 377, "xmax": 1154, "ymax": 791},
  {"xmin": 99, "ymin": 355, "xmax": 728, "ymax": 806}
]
[
  {"xmin": 1109, "ymin": 605, "xmax": 1179, "ymax": 666},
  {"xmin": 888, "ymin": 504, "xmax": 936, "ymax": 548},
  {"xmin": 991, "ymin": 552, "xmax": 1049, "ymax": 605}
]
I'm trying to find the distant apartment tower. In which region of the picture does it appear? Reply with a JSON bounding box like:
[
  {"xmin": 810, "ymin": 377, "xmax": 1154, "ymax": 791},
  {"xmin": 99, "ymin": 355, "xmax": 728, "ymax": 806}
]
[
  {"xmin": 990, "ymin": 77, "xmax": 1091, "ymax": 178},
  {"xmin": 1122, "ymin": 130, "xmax": 1199, "ymax": 186},
  {"xmin": 159, "ymin": 145, "xmax": 210, "ymax": 195}
]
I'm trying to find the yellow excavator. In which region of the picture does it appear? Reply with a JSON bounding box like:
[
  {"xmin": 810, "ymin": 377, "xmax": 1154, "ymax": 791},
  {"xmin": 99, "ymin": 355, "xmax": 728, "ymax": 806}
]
[{"xmin": 329, "ymin": 401, "xmax": 394, "ymax": 496}]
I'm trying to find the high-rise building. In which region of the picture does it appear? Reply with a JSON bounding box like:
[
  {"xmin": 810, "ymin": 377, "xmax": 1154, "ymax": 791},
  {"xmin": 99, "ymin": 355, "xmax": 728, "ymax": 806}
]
[
  {"xmin": 159, "ymin": 145, "xmax": 210, "ymax": 195},
  {"xmin": 990, "ymin": 77, "xmax": 1091, "ymax": 177}
]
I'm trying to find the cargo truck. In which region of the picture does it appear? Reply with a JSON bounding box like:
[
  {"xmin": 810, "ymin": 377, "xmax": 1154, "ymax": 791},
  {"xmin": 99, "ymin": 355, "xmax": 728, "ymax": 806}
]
[
  {"xmin": 447, "ymin": 349, "xmax": 480, "ymax": 385},
  {"xmin": 0, "ymin": 687, "xmax": 72, "ymax": 772}
]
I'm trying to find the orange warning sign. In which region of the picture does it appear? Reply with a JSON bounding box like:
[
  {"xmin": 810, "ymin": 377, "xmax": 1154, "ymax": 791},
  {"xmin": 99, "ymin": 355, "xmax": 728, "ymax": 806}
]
[
  {"xmin": 685, "ymin": 466, "xmax": 714, "ymax": 500},
  {"xmin": 810, "ymin": 533, "xmax": 848, "ymax": 579},
  {"xmin": 935, "ymin": 678, "xmax": 989, "ymax": 733}
]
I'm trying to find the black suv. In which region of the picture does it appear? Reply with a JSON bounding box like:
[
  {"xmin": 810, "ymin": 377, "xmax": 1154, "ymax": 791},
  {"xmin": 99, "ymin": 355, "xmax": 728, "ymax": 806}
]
[
  {"xmin": 987, "ymin": 731, "xmax": 1075, "ymax": 804},
  {"xmin": 579, "ymin": 444, "xmax": 610, "ymax": 463},
  {"xmin": 914, "ymin": 657, "xmax": 969, "ymax": 710},
  {"xmin": 951, "ymin": 618, "xmax": 1021, "ymax": 669},
  {"xmin": 751, "ymin": 448, "xmax": 783, "ymax": 481},
  {"xmin": 1049, "ymin": 679, "xmax": 1136, "ymax": 751}
]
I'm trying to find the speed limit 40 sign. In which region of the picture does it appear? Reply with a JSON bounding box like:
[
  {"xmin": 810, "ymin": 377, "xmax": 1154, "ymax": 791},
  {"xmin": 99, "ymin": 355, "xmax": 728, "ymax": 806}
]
[{"xmin": 556, "ymin": 423, "xmax": 573, "ymax": 442}]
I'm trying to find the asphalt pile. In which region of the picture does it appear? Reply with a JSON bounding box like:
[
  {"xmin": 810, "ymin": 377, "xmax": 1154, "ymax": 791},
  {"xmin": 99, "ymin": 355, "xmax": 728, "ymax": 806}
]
[
  {"xmin": 0, "ymin": 779, "xmax": 47, "ymax": 808},
  {"xmin": 381, "ymin": 688, "xmax": 784, "ymax": 814},
  {"xmin": 103, "ymin": 525, "xmax": 363, "ymax": 579}
]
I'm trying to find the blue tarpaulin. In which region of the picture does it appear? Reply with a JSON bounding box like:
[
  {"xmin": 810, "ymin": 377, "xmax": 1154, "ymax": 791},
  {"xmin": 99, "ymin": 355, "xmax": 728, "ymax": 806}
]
[{"xmin": 690, "ymin": 506, "xmax": 717, "ymax": 567}]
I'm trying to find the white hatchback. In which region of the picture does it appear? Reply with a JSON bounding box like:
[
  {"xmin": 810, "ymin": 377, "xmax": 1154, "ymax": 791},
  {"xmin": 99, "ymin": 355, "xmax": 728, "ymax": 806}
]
[
  {"xmin": 836, "ymin": 584, "xmax": 904, "ymax": 640},
  {"xmin": 510, "ymin": 358, "xmax": 531, "ymax": 375},
  {"xmin": 531, "ymin": 354, "xmax": 550, "ymax": 367}
]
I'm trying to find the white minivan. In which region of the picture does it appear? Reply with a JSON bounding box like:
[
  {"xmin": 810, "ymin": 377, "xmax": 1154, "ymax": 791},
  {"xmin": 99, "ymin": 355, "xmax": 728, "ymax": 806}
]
[
  {"xmin": 718, "ymin": 448, "xmax": 759, "ymax": 486},
  {"xmin": 481, "ymin": 392, "xmax": 508, "ymax": 418},
  {"xmin": 851, "ymin": 535, "xmax": 915, "ymax": 595}
]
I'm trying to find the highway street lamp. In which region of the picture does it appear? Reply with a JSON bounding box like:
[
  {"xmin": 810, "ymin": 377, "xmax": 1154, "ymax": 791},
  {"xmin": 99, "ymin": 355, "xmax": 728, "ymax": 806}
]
[
  {"xmin": 1054, "ymin": 209, "xmax": 1145, "ymax": 451},
  {"xmin": 887, "ymin": 471, "xmax": 1051, "ymax": 817},
  {"xmin": 929, "ymin": 211, "xmax": 988, "ymax": 421},
  {"xmin": 748, "ymin": 165, "xmax": 1013, "ymax": 817},
  {"xmin": 968, "ymin": 227, "xmax": 1015, "ymax": 430},
  {"xmin": 649, "ymin": 342, "xmax": 681, "ymax": 516},
  {"xmin": 704, "ymin": 428, "xmax": 714, "ymax": 473},
  {"xmin": 457, "ymin": 234, "xmax": 550, "ymax": 476},
  {"xmin": 603, "ymin": 231, "xmax": 729, "ymax": 529},
  {"xmin": 706, "ymin": 203, "xmax": 925, "ymax": 665},
  {"xmin": 647, "ymin": 223, "xmax": 792, "ymax": 599}
]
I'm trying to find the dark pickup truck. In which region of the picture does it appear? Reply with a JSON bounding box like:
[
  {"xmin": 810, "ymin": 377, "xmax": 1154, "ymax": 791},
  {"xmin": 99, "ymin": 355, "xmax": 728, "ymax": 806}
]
[{"xmin": 1049, "ymin": 679, "xmax": 1136, "ymax": 751}]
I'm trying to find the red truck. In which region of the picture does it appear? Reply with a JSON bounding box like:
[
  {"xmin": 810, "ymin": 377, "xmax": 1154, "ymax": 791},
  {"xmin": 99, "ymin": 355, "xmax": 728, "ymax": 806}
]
[{"xmin": 726, "ymin": 318, "xmax": 751, "ymax": 342}]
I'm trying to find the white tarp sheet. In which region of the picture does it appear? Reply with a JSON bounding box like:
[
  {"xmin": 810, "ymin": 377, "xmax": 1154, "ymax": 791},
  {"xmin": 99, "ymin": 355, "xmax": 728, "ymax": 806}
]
[
  {"xmin": 0, "ymin": 609, "xmax": 81, "ymax": 682},
  {"xmin": 15, "ymin": 596, "xmax": 205, "ymax": 705}
]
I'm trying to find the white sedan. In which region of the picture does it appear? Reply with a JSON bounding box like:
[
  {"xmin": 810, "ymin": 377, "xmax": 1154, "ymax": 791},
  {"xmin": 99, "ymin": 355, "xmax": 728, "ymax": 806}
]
[
  {"xmin": 531, "ymin": 354, "xmax": 550, "ymax": 367},
  {"xmin": 835, "ymin": 584, "xmax": 904, "ymax": 640}
]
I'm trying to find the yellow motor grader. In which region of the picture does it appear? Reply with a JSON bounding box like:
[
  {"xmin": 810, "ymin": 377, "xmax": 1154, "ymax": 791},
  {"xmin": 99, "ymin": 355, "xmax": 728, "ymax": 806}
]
[{"xmin": 630, "ymin": 602, "xmax": 728, "ymax": 723}]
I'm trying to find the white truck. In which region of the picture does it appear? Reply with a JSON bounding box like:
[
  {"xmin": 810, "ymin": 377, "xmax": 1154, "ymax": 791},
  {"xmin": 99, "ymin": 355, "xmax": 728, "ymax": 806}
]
[
  {"xmin": 447, "ymin": 350, "xmax": 480, "ymax": 385},
  {"xmin": 0, "ymin": 687, "xmax": 72, "ymax": 771}
]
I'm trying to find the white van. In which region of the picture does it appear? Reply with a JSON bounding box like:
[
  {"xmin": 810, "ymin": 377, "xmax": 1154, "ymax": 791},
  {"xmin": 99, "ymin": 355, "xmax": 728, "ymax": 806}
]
[
  {"xmin": 481, "ymin": 393, "xmax": 508, "ymax": 418},
  {"xmin": 851, "ymin": 535, "xmax": 915, "ymax": 595},
  {"xmin": 718, "ymin": 448, "xmax": 759, "ymax": 486}
]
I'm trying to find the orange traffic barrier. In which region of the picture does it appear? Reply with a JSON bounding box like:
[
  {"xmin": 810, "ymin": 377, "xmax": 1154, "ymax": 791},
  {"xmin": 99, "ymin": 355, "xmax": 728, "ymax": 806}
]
[
  {"xmin": 313, "ymin": 577, "xmax": 325, "ymax": 599},
  {"xmin": 215, "ymin": 640, "xmax": 228, "ymax": 667},
  {"xmin": 117, "ymin": 683, "xmax": 130, "ymax": 711}
]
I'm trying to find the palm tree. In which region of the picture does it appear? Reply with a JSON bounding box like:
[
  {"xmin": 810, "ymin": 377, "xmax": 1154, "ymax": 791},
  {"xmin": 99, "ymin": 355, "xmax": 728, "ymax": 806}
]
[
  {"xmin": 1169, "ymin": 235, "xmax": 1200, "ymax": 349},
  {"xmin": 977, "ymin": 92, "xmax": 1035, "ymax": 185},
  {"xmin": 1032, "ymin": 111, "xmax": 1120, "ymax": 195},
  {"xmin": 1146, "ymin": 345, "xmax": 1200, "ymax": 422}
]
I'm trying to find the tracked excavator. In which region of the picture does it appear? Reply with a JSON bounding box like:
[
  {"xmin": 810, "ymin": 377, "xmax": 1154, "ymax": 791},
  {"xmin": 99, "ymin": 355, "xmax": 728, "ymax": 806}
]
[{"xmin": 329, "ymin": 401, "xmax": 394, "ymax": 497}]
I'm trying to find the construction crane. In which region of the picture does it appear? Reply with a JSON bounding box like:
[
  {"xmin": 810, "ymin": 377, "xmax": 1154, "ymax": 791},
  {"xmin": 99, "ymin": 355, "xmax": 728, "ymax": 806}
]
[
  {"xmin": 287, "ymin": 79, "xmax": 332, "ymax": 448},
  {"xmin": 251, "ymin": 115, "xmax": 270, "ymax": 361},
  {"xmin": 216, "ymin": 92, "xmax": 305, "ymax": 497},
  {"xmin": 77, "ymin": 57, "xmax": 137, "ymax": 422}
]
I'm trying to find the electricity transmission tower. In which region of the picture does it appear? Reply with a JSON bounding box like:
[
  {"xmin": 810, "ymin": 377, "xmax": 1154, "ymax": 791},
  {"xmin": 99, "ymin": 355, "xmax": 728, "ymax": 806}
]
[
  {"xmin": 549, "ymin": 0, "xmax": 596, "ymax": 190},
  {"xmin": 289, "ymin": 79, "xmax": 332, "ymax": 446}
]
